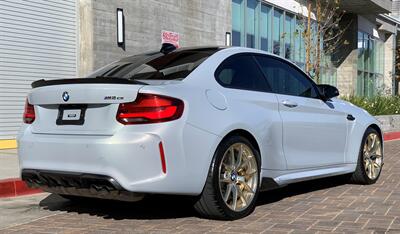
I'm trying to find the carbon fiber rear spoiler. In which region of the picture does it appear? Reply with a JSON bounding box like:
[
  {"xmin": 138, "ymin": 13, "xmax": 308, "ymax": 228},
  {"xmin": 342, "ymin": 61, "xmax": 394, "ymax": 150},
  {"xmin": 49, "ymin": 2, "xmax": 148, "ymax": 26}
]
[{"xmin": 31, "ymin": 77, "xmax": 146, "ymax": 88}]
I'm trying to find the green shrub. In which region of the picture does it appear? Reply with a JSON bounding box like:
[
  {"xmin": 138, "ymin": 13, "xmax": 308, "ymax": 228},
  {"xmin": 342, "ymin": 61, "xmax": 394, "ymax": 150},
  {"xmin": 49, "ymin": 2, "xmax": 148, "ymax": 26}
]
[{"xmin": 342, "ymin": 96, "xmax": 400, "ymax": 116}]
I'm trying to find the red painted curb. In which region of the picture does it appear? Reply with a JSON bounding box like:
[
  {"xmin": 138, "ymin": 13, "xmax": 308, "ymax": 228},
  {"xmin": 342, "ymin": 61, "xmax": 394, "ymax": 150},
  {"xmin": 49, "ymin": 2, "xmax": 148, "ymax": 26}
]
[
  {"xmin": 384, "ymin": 132, "xmax": 400, "ymax": 142},
  {"xmin": 0, "ymin": 178, "xmax": 42, "ymax": 198},
  {"xmin": 1, "ymin": 131, "xmax": 400, "ymax": 198}
]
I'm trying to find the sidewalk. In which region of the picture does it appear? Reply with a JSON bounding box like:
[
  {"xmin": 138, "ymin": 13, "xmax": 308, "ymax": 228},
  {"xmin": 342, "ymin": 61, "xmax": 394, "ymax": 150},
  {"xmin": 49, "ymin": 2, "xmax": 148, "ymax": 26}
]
[
  {"xmin": 0, "ymin": 149, "xmax": 42, "ymax": 197},
  {"xmin": 0, "ymin": 149, "xmax": 19, "ymax": 180}
]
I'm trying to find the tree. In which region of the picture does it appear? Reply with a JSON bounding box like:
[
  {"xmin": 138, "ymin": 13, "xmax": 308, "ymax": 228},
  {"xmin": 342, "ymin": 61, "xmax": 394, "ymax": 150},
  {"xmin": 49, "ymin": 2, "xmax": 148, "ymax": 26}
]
[{"xmin": 298, "ymin": 0, "xmax": 348, "ymax": 84}]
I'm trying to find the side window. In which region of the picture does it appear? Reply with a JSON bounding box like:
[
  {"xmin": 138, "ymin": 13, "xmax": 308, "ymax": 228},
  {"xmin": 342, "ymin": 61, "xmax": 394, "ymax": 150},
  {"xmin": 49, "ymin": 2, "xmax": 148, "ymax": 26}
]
[
  {"xmin": 215, "ymin": 54, "xmax": 271, "ymax": 92},
  {"xmin": 255, "ymin": 56, "xmax": 319, "ymax": 98}
]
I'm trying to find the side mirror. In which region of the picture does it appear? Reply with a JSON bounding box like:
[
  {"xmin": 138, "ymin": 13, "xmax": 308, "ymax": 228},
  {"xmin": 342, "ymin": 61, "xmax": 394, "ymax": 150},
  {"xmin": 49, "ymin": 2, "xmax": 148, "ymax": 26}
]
[{"xmin": 317, "ymin": 84, "xmax": 339, "ymax": 101}]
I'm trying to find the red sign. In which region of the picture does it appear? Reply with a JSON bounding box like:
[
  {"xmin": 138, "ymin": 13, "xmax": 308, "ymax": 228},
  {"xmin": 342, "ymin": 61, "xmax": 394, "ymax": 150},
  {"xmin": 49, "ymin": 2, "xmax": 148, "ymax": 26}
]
[{"xmin": 161, "ymin": 30, "xmax": 180, "ymax": 48}]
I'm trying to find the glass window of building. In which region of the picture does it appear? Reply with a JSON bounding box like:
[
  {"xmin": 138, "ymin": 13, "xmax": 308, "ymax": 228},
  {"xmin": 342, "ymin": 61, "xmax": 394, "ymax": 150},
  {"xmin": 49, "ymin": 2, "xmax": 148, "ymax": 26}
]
[
  {"xmin": 246, "ymin": 0, "xmax": 258, "ymax": 48},
  {"xmin": 231, "ymin": 1, "xmax": 306, "ymax": 66},
  {"xmin": 284, "ymin": 13, "xmax": 295, "ymax": 60},
  {"xmin": 232, "ymin": 0, "xmax": 245, "ymax": 47},
  {"xmin": 294, "ymin": 19, "xmax": 305, "ymax": 69},
  {"xmin": 320, "ymin": 53, "xmax": 337, "ymax": 86},
  {"xmin": 357, "ymin": 31, "xmax": 384, "ymax": 97},
  {"xmin": 260, "ymin": 4, "xmax": 271, "ymax": 51},
  {"xmin": 272, "ymin": 9, "xmax": 284, "ymax": 56}
]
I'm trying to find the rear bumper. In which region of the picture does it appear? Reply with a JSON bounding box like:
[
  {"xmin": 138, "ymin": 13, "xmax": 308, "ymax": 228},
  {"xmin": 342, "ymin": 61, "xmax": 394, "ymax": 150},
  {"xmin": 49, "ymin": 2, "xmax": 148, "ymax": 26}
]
[{"xmin": 17, "ymin": 123, "xmax": 220, "ymax": 196}]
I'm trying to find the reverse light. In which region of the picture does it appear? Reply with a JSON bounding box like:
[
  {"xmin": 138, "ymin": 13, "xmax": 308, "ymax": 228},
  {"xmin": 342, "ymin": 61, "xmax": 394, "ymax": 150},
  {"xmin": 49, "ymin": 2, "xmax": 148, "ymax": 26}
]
[
  {"xmin": 23, "ymin": 99, "xmax": 35, "ymax": 124},
  {"xmin": 116, "ymin": 94, "xmax": 184, "ymax": 125}
]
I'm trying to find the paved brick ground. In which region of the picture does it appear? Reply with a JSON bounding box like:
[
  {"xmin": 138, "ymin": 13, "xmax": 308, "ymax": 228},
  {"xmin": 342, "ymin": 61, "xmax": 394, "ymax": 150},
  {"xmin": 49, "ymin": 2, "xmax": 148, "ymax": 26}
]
[{"xmin": 1, "ymin": 140, "xmax": 400, "ymax": 234}]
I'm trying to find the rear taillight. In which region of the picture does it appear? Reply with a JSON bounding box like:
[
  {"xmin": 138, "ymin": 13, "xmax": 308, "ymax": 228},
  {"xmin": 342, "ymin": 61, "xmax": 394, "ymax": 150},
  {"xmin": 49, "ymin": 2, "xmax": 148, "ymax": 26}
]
[
  {"xmin": 116, "ymin": 94, "xmax": 184, "ymax": 125},
  {"xmin": 23, "ymin": 99, "xmax": 35, "ymax": 124}
]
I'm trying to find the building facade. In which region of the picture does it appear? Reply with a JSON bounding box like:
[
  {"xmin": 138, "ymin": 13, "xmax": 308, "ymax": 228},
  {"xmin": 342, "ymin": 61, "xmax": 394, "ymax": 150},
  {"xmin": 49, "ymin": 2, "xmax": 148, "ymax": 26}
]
[{"xmin": 0, "ymin": 0, "xmax": 398, "ymax": 144}]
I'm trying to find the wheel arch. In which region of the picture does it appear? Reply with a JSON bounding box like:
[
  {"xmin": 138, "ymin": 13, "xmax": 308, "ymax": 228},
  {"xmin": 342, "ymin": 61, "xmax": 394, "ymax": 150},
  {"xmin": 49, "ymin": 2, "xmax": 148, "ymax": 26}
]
[
  {"xmin": 194, "ymin": 128, "xmax": 263, "ymax": 220},
  {"xmin": 221, "ymin": 129, "xmax": 261, "ymax": 155},
  {"xmin": 368, "ymin": 124, "xmax": 383, "ymax": 142},
  {"xmin": 345, "ymin": 117, "xmax": 384, "ymax": 165}
]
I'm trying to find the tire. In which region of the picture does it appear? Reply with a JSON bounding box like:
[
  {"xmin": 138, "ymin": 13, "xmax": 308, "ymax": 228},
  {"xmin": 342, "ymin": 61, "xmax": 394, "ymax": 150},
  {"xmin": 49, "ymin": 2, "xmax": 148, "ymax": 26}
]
[
  {"xmin": 194, "ymin": 135, "xmax": 261, "ymax": 220},
  {"xmin": 350, "ymin": 127, "xmax": 383, "ymax": 185}
]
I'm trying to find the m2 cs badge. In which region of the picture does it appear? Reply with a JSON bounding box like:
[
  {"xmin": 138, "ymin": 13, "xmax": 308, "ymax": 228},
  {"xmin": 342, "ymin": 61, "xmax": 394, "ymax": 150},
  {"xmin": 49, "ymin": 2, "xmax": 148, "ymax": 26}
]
[{"xmin": 104, "ymin": 96, "xmax": 124, "ymax": 100}]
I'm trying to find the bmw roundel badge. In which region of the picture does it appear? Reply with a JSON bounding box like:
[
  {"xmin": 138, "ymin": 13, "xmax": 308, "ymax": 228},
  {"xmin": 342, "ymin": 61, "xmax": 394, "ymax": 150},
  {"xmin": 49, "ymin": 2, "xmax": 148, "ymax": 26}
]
[{"xmin": 62, "ymin": 91, "xmax": 69, "ymax": 102}]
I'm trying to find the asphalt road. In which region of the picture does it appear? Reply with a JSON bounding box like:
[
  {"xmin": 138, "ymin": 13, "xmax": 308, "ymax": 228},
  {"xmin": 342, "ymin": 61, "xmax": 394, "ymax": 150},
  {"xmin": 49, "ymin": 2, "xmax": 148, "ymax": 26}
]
[{"xmin": 1, "ymin": 140, "xmax": 399, "ymax": 234}]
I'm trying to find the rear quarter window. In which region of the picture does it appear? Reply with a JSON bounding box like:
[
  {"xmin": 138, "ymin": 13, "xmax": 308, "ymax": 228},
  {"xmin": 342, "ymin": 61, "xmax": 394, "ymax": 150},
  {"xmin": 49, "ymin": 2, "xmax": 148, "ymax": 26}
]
[{"xmin": 215, "ymin": 54, "xmax": 271, "ymax": 92}]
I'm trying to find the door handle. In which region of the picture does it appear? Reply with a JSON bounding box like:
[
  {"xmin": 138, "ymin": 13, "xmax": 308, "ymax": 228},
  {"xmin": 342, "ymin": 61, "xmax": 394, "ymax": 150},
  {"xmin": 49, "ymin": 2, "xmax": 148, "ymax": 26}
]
[
  {"xmin": 347, "ymin": 114, "xmax": 356, "ymax": 121},
  {"xmin": 282, "ymin": 100, "xmax": 298, "ymax": 108}
]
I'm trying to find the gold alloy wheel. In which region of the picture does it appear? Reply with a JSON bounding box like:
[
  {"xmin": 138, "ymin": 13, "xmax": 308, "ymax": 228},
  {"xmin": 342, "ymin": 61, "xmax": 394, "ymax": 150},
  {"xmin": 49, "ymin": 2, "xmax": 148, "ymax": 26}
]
[
  {"xmin": 363, "ymin": 133, "xmax": 383, "ymax": 180},
  {"xmin": 218, "ymin": 143, "xmax": 258, "ymax": 212}
]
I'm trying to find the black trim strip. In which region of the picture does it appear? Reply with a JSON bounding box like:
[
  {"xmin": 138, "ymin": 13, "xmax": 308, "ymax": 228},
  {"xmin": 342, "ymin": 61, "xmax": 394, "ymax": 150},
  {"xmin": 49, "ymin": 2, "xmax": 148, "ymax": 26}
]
[{"xmin": 31, "ymin": 77, "xmax": 145, "ymax": 88}]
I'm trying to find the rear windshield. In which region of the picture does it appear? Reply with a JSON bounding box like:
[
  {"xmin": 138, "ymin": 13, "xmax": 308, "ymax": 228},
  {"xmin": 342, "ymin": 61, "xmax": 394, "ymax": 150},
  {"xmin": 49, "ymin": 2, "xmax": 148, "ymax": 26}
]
[{"xmin": 87, "ymin": 49, "xmax": 220, "ymax": 81}]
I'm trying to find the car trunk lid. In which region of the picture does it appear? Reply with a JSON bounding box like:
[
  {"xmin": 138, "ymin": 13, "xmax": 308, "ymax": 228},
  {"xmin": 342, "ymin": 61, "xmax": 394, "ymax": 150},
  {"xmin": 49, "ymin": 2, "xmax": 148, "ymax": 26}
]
[{"xmin": 28, "ymin": 78, "xmax": 145, "ymax": 135}]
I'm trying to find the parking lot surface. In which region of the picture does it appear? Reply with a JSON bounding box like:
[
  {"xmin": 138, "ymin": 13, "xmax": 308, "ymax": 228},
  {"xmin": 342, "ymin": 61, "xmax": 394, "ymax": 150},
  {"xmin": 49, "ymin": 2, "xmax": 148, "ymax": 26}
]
[{"xmin": 1, "ymin": 140, "xmax": 400, "ymax": 234}]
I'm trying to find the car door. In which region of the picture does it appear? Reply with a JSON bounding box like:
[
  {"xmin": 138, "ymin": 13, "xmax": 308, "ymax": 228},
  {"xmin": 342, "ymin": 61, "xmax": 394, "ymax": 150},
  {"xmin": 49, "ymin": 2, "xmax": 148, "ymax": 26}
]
[
  {"xmin": 255, "ymin": 55, "xmax": 348, "ymax": 169},
  {"xmin": 214, "ymin": 54, "xmax": 286, "ymax": 171}
]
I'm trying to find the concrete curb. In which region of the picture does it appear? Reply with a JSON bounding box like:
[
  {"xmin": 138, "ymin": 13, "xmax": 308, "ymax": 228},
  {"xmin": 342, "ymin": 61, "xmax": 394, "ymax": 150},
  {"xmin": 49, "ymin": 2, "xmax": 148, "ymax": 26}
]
[{"xmin": 1, "ymin": 131, "xmax": 400, "ymax": 198}]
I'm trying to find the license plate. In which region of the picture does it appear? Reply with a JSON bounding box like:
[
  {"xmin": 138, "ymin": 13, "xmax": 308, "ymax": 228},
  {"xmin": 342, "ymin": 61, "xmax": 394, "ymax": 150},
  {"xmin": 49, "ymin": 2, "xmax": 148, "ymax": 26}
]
[{"xmin": 56, "ymin": 105, "xmax": 87, "ymax": 125}]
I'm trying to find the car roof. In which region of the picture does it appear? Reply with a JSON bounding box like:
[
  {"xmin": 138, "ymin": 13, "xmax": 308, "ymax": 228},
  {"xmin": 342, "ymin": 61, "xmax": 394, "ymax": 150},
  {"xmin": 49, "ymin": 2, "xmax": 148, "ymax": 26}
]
[
  {"xmin": 120, "ymin": 46, "xmax": 226, "ymax": 62},
  {"xmin": 119, "ymin": 46, "xmax": 304, "ymax": 75}
]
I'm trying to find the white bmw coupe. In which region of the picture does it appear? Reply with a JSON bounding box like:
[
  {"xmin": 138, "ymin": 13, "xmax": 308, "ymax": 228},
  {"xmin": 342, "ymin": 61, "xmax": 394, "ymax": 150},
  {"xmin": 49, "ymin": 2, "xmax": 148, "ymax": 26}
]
[{"xmin": 18, "ymin": 46, "xmax": 383, "ymax": 220}]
